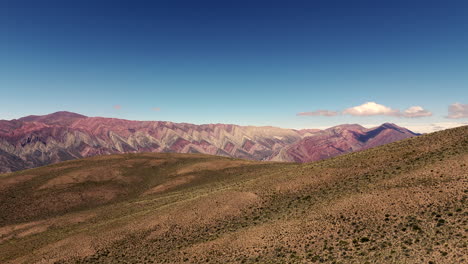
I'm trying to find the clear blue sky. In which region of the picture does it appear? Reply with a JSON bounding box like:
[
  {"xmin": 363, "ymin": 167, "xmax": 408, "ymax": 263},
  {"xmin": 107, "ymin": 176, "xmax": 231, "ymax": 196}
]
[{"xmin": 1, "ymin": 0, "xmax": 467, "ymax": 132}]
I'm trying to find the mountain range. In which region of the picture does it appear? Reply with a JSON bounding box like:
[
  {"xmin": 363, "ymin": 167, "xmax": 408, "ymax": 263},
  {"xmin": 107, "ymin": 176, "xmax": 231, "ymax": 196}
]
[{"xmin": 0, "ymin": 111, "xmax": 418, "ymax": 173}]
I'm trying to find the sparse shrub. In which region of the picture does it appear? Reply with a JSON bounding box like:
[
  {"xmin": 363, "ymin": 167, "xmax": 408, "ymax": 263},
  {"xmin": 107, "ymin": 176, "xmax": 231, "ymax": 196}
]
[
  {"xmin": 436, "ymin": 219, "xmax": 445, "ymax": 227},
  {"xmin": 411, "ymin": 224, "xmax": 422, "ymax": 231}
]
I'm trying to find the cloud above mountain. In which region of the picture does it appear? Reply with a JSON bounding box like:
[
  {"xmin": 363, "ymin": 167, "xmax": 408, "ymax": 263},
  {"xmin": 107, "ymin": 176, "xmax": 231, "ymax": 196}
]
[
  {"xmin": 343, "ymin": 102, "xmax": 399, "ymax": 116},
  {"xmin": 299, "ymin": 102, "xmax": 432, "ymax": 118},
  {"xmin": 113, "ymin": 105, "xmax": 122, "ymax": 110},
  {"xmin": 297, "ymin": 110, "xmax": 338, "ymax": 116},
  {"xmin": 401, "ymin": 106, "xmax": 432, "ymax": 118},
  {"xmin": 447, "ymin": 103, "xmax": 468, "ymax": 119}
]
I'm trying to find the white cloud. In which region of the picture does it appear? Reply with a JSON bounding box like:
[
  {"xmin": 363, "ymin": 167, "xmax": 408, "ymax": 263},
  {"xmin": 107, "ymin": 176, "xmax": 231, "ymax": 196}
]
[
  {"xmin": 152, "ymin": 107, "xmax": 161, "ymax": 111},
  {"xmin": 447, "ymin": 103, "xmax": 468, "ymax": 119},
  {"xmin": 299, "ymin": 102, "xmax": 432, "ymax": 119},
  {"xmin": 113, "ymin": 105, "xmax": 122, "ymax": 110},
  {"xmin": 297, "ymin": 110, "xmax": 338, "ymax": 116},
  {"xmin": 0, "ymin": 113, "xmax": 21, "ymax": 120},
  {"xmin": 401, "ymin": 106, "xmax": 432, "ymax": 118},
  {"xmin": 343, "ymin": 102, "xmax": 399, "ymax": 116}
]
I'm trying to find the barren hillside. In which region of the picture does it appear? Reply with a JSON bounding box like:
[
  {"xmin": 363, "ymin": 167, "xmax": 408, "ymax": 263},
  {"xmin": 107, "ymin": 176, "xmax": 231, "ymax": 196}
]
[{"xmin": 0, "ymin": 125, "xmax": 466, "ymax": 264}]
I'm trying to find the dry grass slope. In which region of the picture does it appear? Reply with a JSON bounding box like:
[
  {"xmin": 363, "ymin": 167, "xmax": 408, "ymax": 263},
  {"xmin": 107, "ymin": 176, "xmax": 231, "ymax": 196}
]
[{"xmin": 0, "ymin": 125, "xmax": 467, "ymax": 264}]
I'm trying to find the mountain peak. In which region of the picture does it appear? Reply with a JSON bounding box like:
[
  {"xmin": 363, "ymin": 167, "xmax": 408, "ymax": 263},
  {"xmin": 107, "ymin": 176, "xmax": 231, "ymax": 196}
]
[
  {"xmin": 327, "ymin": 124, "xmax": 366, "ymax": 132},
  {"xmin": 18, "ymin": 111, "xmax": 87, "ymax": 125},
  {"xmin": 377, "ymin": 123, "xmax": 420, "ymax": 135},
  {"xmin": 381, "ymin": 122, "xmax": 400, "ymax": 128}
]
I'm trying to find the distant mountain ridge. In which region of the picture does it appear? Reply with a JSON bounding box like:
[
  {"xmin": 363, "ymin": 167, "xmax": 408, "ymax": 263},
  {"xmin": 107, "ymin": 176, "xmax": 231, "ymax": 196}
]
[
  {"xmin": 0, "ymin": 111, "xmax": 418, "ymax": 173},
  {"xmin": 270, "ymin": 122, "xmax": 419, "ymax": 162}
]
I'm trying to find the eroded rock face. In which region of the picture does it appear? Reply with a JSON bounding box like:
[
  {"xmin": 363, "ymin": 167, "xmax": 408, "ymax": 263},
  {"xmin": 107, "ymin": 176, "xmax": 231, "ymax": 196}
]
[
  {"xmin": 0, "ymin": 112, "xmax": 418, "ymax": 172},
  {"xmin": 0, "ymin": 112, "xmax": 316, "ymax": 172}
]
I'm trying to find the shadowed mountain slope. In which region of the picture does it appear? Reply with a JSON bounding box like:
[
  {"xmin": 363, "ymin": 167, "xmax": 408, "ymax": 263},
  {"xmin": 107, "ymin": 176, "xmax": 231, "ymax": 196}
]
[
  {"xmin": 0, "ymin": 125, "xmax": 466, "ymax": 263},
  {"xmin": 271, "ymin": 123, "xmax": 418, "ymax": 162},
  {"xmin": 0, "ymin": 112, "xmax": 417, "ymax": 173}
]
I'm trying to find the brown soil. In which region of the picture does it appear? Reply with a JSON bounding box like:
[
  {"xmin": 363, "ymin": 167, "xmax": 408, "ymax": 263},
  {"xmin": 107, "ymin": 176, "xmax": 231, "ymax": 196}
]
[{"xmin": 0, "ymin": 126, "xmax": 466, "ymax": 264}]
